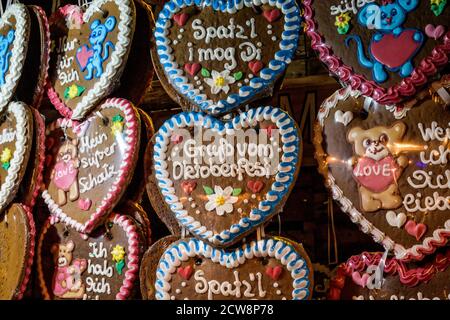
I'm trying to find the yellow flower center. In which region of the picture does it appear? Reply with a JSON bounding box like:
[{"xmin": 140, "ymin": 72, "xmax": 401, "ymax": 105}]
[
  {"xmin": 215, "ymin": 195, "xmax": 226, "ymax": 206},
  {"xmin": 215, "ymin": 76, "xmax": 226, "ymax": 87}
]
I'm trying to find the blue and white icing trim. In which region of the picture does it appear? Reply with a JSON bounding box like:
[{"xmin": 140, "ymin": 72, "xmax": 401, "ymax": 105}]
[
  {"xmin": 154, "ymin": 0, "xmax": 301, "ymax": 115},
  {"xmin": 155, "ymin": 237, "xmax": 311, "ymax": 300},
  {"xmin": 153, "ymin": 106, "xmax": 300, "ymax": 246}
]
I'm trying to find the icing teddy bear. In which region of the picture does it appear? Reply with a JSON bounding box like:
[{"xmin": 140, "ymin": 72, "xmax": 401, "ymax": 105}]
[
  {"xmin": 0, "ymin": 30, "xmax": 15, "ymax": 85},
  {"xmin": 51, "ymin": 138, "xmax": 80, "ymax": 206},
  {"xmin": 51, "ymin": 240, "xmax": 87, "ymax": 299},
  {"xmin": 347, "ymin": 122, "xmax": 408, "ymax": 212},
  {"xmin": 77, "ymin": 16, "xmax": 116, "ymax": 80},
  {"xmin": 345, "ymin": 0, "xmax": 423, "ymax": 83}
]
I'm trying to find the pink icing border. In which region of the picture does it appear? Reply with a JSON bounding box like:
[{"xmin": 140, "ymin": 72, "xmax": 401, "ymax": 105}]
[
  {"xmin": 37, "ymin": 213, "xmax": 141, "ymax": 300},
  {"xmin": 42, "ymin": 97, "xmax": 139, "ymax": 234},
  {"xmin": 15, "ymin": 203, "xmax": 36, "ymax": 300},
  {"xmin": 303, "ymin": 0, "xmax": 450, "ymax": 105},
  {"xmin": 328, "ymin": 249, "xmax": 450, "ymax": 300}
]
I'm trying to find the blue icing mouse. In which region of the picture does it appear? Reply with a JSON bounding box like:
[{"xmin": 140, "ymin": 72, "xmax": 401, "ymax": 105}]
[
  {"xmin": 0, "ymin": 29, "xmax": 15, "ymax": 85},
  {"xmin": 76, "ymin": 16, "xmax": 116, "ymax": 80},
  {"xmin": 345, "ymin": 0, "xmax": 424, "ymax": 83}
]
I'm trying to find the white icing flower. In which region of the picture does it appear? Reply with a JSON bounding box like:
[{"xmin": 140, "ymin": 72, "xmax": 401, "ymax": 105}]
[
  {"xmin": 205, "ymin": 186, "xmax": 238, "ymax": 216},
  {"xmin": 204, "ymin": 70, "xmax": 236, "ymax": 94}
]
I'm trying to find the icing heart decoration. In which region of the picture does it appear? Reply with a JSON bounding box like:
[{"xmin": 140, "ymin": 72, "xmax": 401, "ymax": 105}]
[
  {"xmin": 153, "ymin": 0, "xmax": 301, "ymax": 115},
  {"xmin": 314, "ymin": 85, "xmax": 450, "ymax": 261},
  {"xmin": 149, "ymin": 107, "xmax": 300, "ymax": 246},
  {"xmin": 304, "ymin": 1, "xmax": 450, "ymax": 105},
  {"xmin": 154, "ymin": 238, "xmax": 312, "ymax": 300},
  {"xmin": 0, "ymin": 204, "xmax": 35, "ymax": 300},
  {"xmin": 0, "ymin": 4, "xmax": 29, "ymax": 114},
  {"xmin": 334, "ymin": 110, "xmax": 353, "ymax": 126},
  {"xmin": 351, "ymin": 272, "xmax": 369, "ymax": 288},
  {"xmin": 42, "ymin": 98, "xmax": 140, "ymax": 234},
  {"xmin": 37, "ymin": 213, "xmax": 142, "ymax": 300},
  {"xmin": 47, "ymin": 0, "xmax": 135, "ymax": 120},
  {"xmin": 0, "ymin": 102, "xmax": 33, "ymax": 213},
  {"xmin": 386, "ymin": 211, "xmax": 407, "ymax": 228}
]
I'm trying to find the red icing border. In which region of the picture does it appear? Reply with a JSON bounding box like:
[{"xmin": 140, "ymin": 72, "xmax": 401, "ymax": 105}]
[
  {"xmin": 42, "ymin": 97, "xmax": 139, "ymax": 234},
  {"xmin": 37, "ymin": 213, "xmax": 141, "ymax": 300},
  {"xmin": 303, "ymin": 0, "xmax": 450, "ymax": 105},
  {"xmin": 15, "ymin": 204, "xmax": 36, "ymax": 300},
  {"xmin": 328, "ymin": 250, "xmax": 450, "ymax": 300}
]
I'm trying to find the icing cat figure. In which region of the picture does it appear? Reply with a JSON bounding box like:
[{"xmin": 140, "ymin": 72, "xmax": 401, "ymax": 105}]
[
  {"xmin": 0, "ymin": 30, "xmax": 14, "ymax": 85},
  {"xmin": 51, "ymin": 241, "xmax": 87, "ymax": 299},
  {"xmin": 346, "ymin": 0, "xmax": 424, "ymax": 83},
  {"xmin": 51, "ymin": 138, "xmax": 80, "ymax": 206},
  {"xmin": 76, "ymin": 16, "xmax": 116, "ymax": 80},
  {"xmin": 348, "ymin": 122, "xmax": 408, "ymax": 212}
]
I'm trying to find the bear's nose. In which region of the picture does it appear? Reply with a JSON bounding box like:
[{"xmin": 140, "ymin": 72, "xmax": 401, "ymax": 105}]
[{"xmin": 386, "ymin": 17, "xmax": 392, "ymax": 24}]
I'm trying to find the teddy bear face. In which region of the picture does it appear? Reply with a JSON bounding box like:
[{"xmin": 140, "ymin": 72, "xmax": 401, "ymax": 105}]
[
  {"xmin": 348, "ymin": 122, "xmax": 406, "ymax": 161},
  {"xmin": 89, "ymin": 17, "xmax": 116, "ymax": 46},
  {"xmin": 56, "ymin": 139, "xmax": 78, "ymax": 163},
  {"xmin": 52, "ymin": 241, "xmax": 75, "ymax": 268}
]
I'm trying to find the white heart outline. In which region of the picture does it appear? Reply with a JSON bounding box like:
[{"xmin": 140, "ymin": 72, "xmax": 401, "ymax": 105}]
[{"xmin": 386, "ymin": 211, "xmax": 407, "ymax": 229}]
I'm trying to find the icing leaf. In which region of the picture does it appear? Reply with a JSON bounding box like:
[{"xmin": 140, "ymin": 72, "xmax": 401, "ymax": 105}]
[
  {"xmin": 232, "ymin": 188, "xmax": 242, "ymax": 196},
  {"xmin": 201, "ymin": 67, "xmax": 211, "ymax": 78},
  {"xmin": 203, "ymin": 185, "xmax": 214, "ymax": 195},
  {"xmin": 2, "ymin": 162, "xmax": 10, "ymax": 170},
  {"xmin": 233, "ymin": 71, "xmax": 243, "ymax": 81},
  {"xmin": 337, "ymin": 24, "xmax": 350, "ymax": 35},
  {"xmin": 112, "ymin": 114, "xmax": 124, "ymax": 123},
  {"xmin": 431, "ymin": 1, "xmax": 447, "ymax": 16},
  {"xmin": 115, "ymin": 259, "xmax": 125, "ymax": 275}
]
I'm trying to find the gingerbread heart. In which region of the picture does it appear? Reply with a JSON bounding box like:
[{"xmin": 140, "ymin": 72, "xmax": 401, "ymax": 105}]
[
  {"xmin": 0, "ymin": 102, "xmax": 33, "ymax": 213},
  {"xmin": 0, "ymin": 4, "xmax": 30, "ymax": 114},
  {"xmin": 37, "ymin": 213, "xmax": 143, "ymax": 300},
  {"xmin": 153, "ymin": 237, "xmax": 312, "ymax": 300},
  {"xmin": 304, "ymin": 1, "xmax": 450, "ymax": 105},
  {"xmin": 147, "ymin": 106, "xmax": 301, "ymax": 247},
  {"xmin": 0, "ymin": 203, "xmax": 35, "ymax": 300},
  {"xmin": 314, "ymin": 85, "xmax": 450, "ymax": 261},
  {"xmin": 47, "ymin": 0, "xmax": 135, "ymax": 120},
  {"xmin": 153, "ymin": 0, "xmax": 301, "ymax": 115},
  {"xmin": 329, "ymin": 250, "xmax": 450, "ymax": 300},
  {"xmin": 42, "ymin": 98, "xmax": 140, "ymax": 234}
]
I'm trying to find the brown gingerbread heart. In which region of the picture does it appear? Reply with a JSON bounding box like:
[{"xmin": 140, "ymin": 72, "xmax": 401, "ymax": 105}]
[
  {"xmin": 42, "ymin": 98, "xmax": 140, "ymax": 234},
  {"xmin": 47, "ymin": 0, "xmax": 136, "ymax": 120},
  {"xmin": 314, "ymin": 84, "xmax": 450, "ymax": 261},
  {"xmin": 0, "ymin": 203, "xmax": 35, "ymax": 300},
  {"xmin": 37, "ymin": 213, "xmax": 144, "ymax": 300}
]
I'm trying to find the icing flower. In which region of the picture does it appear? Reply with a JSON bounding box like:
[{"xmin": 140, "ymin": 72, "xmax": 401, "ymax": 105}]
[
  {"xmin": 111, "ymin": 114, "xmax": 124, "ymax": 136},
  {"xmin": 204, "ymin": 70, "xmax": 236, "ymax": 94},
  {"xmin": 1, "ymin": 147, "xmax": 12, "ymax": 170},
  {"xmin": 111, "ymin": 245, "xmax": 126, "ymax": 275},
  {"xmin": 431, "ymin": 0, "xmax": 447, "ymax": 16},
  {"xmin": 205, "ymin": 186, "xmax": 239, "ymax": 216},
  {"xmin": 64, "ymin": 84, "xmax": 85, "ymax": 100},
  {"xmin": 335, "ymin": 13, "xmax": 351, "ymax": 35}
]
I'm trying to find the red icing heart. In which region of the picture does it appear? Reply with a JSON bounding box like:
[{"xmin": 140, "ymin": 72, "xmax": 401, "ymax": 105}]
[
  {"xmin": 184, "ymin": 63, "xmax": 201, "ymax": 76},
  {"xmin": 78, "ymin": 198, "xmax": 92, "ymax": 211},
  {"xmin": 76, "ymin": 45, "xmax": 94, "ymax": 70},
  {"xmin": 264, "ymin": 124, "xmax": 278, "ymax": 137},
  {"xmin": 351, "ymin": 271, "xmax": 369, "ymax": 288},
  {"xmin": 265, "ymin": 266, "xmax": 283, "ymax": 281},
  {"xmin": 177, "ymin": 265, "xmax": 193, "ymax": 280},
  {"xmin": 263, "ymin": 9, "xmax": 281, "ymax": 23},
  {"xmin": 405, "ymin": 221, "xmax": 427, "ymax": 241},
  {"xmin": 352, "ymin": 156, "xmax": 400, "ymax": 193},
  {"xmin": 247, "ymin": 180, "xmax": 264, "ymax": 193},
  {"xmin": 248, "ymin": 60, "xmax": 263, "ymax": 74},
  {"xmin": 173, "ymin": 13, "xmax": 189, "ymax": 26},
  {"xmin": 370, "ymin": 30, "xmax": 421, "ymax": 69},
  {"xmin": 171, "ymin": 134, "xmax": 183, "ymax": 144},
  {"xmin": 181, "ymin": 181, "xmax": 197, "ymax": 195}
]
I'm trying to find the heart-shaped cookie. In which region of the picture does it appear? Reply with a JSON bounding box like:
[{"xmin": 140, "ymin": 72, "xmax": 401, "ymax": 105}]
[
  {"xmin": 147, "ymin": 106, "xmax": 301, "ymax": 247},
  {"xmin": 153, "ymin": 0, "xmax": 301, "ymax": 115},
  {"xmin": 314, "ymin": 85, "xmax": 450, "ymax": 261},
  {"xmin": 47, "ymin": 0, "xmax": 135, "ymax": 120},
  {"xmin": 42, "ymin": 98, "xmax": 140, "ymax": 234},
  {"xmin": 37, "ymin": 213, "xmax": 143, "ymax": 300},
  {"xmin": 304, "ymin": 1, "xmax": 450, "ymax": 105},
  {"xmin": 154, "ymin": 237, "xmax": 312, "ymax": 300},
  {"xmin": 329, "ymin": 250, "xmax": 450, "ymax": 300},
  {"xmin": 0, "ymin": 102, "xmax": 33, "ymax": 213},
  {"xmin": 0, "ymin": 203, "xmax": 35, "ymax": 300},
  {"xmin": 0, "ymin": 4, "xmax": 30, "ymax": 114}
]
